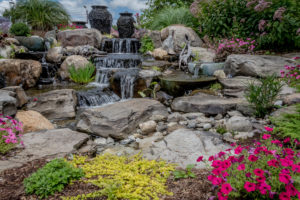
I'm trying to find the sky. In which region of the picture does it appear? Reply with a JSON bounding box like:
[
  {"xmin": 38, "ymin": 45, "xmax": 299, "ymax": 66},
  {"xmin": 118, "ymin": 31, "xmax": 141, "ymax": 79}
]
[{"xmin": 0, "ymin": 0, "xmax": 148, "ymax": 24}]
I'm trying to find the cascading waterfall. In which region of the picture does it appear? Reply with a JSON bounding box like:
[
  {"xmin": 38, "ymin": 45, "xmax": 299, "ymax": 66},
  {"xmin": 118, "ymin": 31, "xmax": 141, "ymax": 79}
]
[
  {"xmin": 77, "ymin": 89, "xmax": 120, "ymax": 107},
  {"xmin": 38, "ymin": 53, "xmax": 58, "ymax": 84},
  {"xmin": 101, "ymin": 38, "xmax": 141, "ymax": 53},
  {"xmin": 120, "ymin": 74, "xmax": 136, "ymax": 99}
]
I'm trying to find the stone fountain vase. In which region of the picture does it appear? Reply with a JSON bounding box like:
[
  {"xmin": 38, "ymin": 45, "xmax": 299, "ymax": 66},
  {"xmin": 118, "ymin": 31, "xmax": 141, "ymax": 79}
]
[
  {"xmin": 117, "ymin": 12, "xmax": 135, "ymax": 38},
  {"xmin": 88, "ymin": 5, "xmax": 112, "ymax": 34}
]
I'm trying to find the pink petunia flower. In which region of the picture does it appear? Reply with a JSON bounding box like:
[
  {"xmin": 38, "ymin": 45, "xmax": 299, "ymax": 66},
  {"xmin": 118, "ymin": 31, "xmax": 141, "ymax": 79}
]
[
  {"xmin": 279, "ymin": 173, "xmax": 291, "ymax": 184},
  {"xmin": 221, "ymin": 183, "xmax": 232, "ymax": 195},
  {"xmin": 237, "ymin": 164, "xmax": 245, "ymax": 171},
  {"xmin": 244, "ymin": 182, "xmax": 256, "ymax": 192},
  {"xmin": 254, "ymin": 168, "xmax": 265, "ymax": 177}
]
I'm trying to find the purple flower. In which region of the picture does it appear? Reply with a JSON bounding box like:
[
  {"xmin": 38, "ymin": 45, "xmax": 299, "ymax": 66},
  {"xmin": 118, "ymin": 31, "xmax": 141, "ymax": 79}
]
[
  {"xmin": 258, "ymin": 19, "xmax": 267, "ymax": 31},
  {"xmin": 273, "ymin": 7, "xmax": 286, "ymax": 21},
  {"xmin": 254, "ymin": 0, "xmax": 272, "ymax": 12}
]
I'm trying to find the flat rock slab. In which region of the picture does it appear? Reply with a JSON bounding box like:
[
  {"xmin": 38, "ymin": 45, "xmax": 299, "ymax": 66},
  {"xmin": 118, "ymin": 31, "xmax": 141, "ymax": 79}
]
[
  {"xmin": 224, "ymin": 54, "xmax": 296, "ymax": 78},
  {"xmin": 219, "ymin": 76, "xmax": 260, "ymax": 90},
  {"xmin": 143, "ymin": 129, "xmax": 230, "ymax": 168},
  {"xmin": 171, "ymin": 93, "xmax": 244, "ymax": 115},
  {"xmin": 0, "ymin": 128, "xmax": 89, "ymax": 172},
  {"xmin": 76, "ymin": 99, "xmax": 168, "ymax": 139}
]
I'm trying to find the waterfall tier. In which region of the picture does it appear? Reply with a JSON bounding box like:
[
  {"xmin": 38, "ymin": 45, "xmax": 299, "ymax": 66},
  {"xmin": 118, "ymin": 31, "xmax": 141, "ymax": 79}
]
[{"xmin": 101, "ymin": 38, "xmax": 141, "ymax": 53}]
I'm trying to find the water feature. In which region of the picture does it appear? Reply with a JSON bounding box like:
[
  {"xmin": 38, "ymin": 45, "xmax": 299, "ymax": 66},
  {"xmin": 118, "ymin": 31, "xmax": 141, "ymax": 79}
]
[
  {"xmin": 101, "ymin": 38, "xmax": 140, "ymax": 53},
  {"xmin": 77, "ymin": 88, "xmax": 120, "ymax": 107},
  {"xmin": 38, "ymin": 53, "xmax": 58, "ymax": 85}
]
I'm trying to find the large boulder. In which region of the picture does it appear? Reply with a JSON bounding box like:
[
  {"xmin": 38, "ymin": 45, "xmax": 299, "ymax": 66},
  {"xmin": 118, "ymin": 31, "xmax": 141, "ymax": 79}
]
[
  {"xmin": 16, "ymin": 110, "xmax": 55, "ymax": 133},
  {"xmin": 0, "ymin": 128, "xmax": 89, "ymax": 172},
  {"xmin": 161, "ymin": 25, "xmax": 203, "ymax": 53},
  {"xmin": 59, "ymin": 55, "xmax": 89, "ymax": 80},
  {"xmin": 76, "ymin": 99, "xmax": 168, "ymax": 139},
  {"xmin": 148, "ymin": 30, "xmax": 162, "ymax": 48},
  {"xmin": 190, "ymin": 47, "xmax": 216, "ymax": 62},
  {"xmin": 27, "ymin": 89, "xmax": 77, "ymax": 120},
  {"xmin": 143, "ymin": 129, "xmax": 230, "ymax": 168},
  {"xmin": 171, "ymin": 93, "xmax": 244, "ymax": 115},
  {"xmin": 57, "ymin": 28, "xmax": 102, "ymax": 49},
  {"xmin": 224, "ymin": 55, "xmax": 296, "ymax": 78},
  {"xmin": 0, "ymin": 59, "xmax": 42, "ymax": 88},
  {"xmin": 0, "ymin": 89, "xmax": 17, "ymax": 116},
  {"xmin": 46, "ymin": 46, "xmax": 63, "ymax": 63},
  {"xmin": 15, "ymin": 36, "xmax": 45, "ymax": 51}
]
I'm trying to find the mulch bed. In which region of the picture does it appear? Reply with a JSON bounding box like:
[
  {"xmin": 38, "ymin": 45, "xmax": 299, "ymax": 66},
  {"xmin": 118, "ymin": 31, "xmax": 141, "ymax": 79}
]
[{"xmin": 0, "ymin": 158, "xmax": 215, "ymax": 200}]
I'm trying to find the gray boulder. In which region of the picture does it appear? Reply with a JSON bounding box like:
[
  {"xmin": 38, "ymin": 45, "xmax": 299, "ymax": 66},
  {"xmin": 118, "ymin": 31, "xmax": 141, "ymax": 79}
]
[
  {"xmin": 143, "ymin": 129, "xmax": 230, "ymax": 168},
  {"xmin": 27, "ymin": 89, "xmax": 77, "ymax": 120},
  {"xmin": 171, "ymin": 93, "xmax": 244, "ymax": 115},
  {"xmin": 0, "ymin": 89, "xmax": 17, "ymax": 116},
  {"xmin": 15, "ymin": 36, "xmax": 45, "ymax": 51},
  {"xmin": 76, "ymin": 99, "xmax": 168, "ymax": 139},
  {"xmin": 224, "ymin": 55, "xmax": 296, "ymax": 77},
  {"xmin": 226, "ymin": 116, "xmax": 253, "ymax": 132}
]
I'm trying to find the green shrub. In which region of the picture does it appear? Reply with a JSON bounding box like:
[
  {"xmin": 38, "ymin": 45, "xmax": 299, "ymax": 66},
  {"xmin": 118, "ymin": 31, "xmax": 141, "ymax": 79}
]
[
  {"xmin": 173, "ymin": 164, "xmax": 196, "ymax": 180},
  {"xmin": 68, "ymin": 62, "xmax": 95, "ymax": 84},
  {"xmin": 245, "ymin": 74, "xmax": 284, "ymax": 118},
  {"xmin": 271, "ymin": 104, "xmax": 300, "ymax": 141},
  {"xmin": 139, "ymin": 35, "xmax": 154, "ymax": 54},
  {"xmin": 9, "ymin": 23, "xmax": 30, "ymax": 36},
  {"xmin": 24, "ymin": 159, "xmax": 84, "ymax": 199},
  {"xmin": 3, "ymin": 0, "xmax": 70, "ymax": 31},
  {"xmin": 195, "ymin": 0, "xmax": 300, "ymax": 50},
  {"xmin": 148, "ymin": 7, "xmax": 199, "ymax": 31}
]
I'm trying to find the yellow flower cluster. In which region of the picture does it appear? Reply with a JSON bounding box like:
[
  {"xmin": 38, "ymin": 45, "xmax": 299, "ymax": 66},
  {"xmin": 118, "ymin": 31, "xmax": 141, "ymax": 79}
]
[{"xmin": 63, "ymin": 154, "xmax": 175, "ymax": 200}]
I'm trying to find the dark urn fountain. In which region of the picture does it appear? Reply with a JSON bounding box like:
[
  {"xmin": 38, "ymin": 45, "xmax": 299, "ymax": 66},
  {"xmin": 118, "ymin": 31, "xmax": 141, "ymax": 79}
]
[
  {"xmin": 117, "ymin": 12, "xmax": 135, "ymax": 38},
  {"xmin": 88, "ymin": 5, "xmax": 112, "ymax": 34}
]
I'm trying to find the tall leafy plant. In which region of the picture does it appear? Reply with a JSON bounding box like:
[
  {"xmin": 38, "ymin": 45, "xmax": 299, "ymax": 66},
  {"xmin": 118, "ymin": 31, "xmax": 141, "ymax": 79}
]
[
  {"xmin": 68, "ymin": 62, "xmax": 95, "ymax": 84},
  {"xmin": 3, "ymin": 0, "xmax": 70, "ymax": 31},
  {"xmin": 139, "ymin": 35, "xmax": 154, "ymax": 54},
  {"xmin": 245, "ymin": 74, "xmax": 284, "ymax": 118}
]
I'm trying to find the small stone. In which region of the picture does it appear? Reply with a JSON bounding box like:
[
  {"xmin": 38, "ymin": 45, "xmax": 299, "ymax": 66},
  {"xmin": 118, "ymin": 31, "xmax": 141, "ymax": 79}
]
[
  {"xmin": 196, "ymin": 117, "xmax": 211, "ymax": 123},
  {"xmin": 234, "ymin": 132, "xmax": 255, "ymax": 140},
  {"xmin": 227, "ymin": 110, "xmax": 243, "ymax": 117},
  {"xmin": 120, "ymin": 138, "xmax": 135, "ymax": 145},
  {"xmin": 94, "ymin": 137, "xmax": 107, "ymax": 146},
  {"xmin": 179, "ymin": 121, "xmax": 188, "ymax": 126},
  {"xmin": 167, "ymin": 112, "xmax": 186, "ymax": 122},
  {"xmin": 203, "ymin": 123, "xmax": 212, "ymax": 130},
  {"xmin": 106, "ymin": 137, "xmax": 115, "ymax": 145},
  {"xmin": 139, "ymin": 120, "xmax": 157, "ymax": 135},
  {"xmin": 215, "ymin": 114, "xmax": 223, "ymax": 120},
  {"xmin": 283, "ymin": 93, "xmax": 300, "ymax": 105},
  {"xmin": 150, "ymin": 115, "xmax": 167, "ymax": 122},
  {"xmin": 274, "ymin": 100, "xmax": 283, "ymax": 107},
  {"xmin": 213, "ymin": 70, "xmax": 226, "ymax": 79},
  {"xmin": 182, "ymin": 112, "xmax": 205, "ymax": 120},
  {"xmin": 187, "ymin": 120, "xmax": 197, "ymax": 129},
  {"xmin": 226, "ymin": 116, "xmax": 253, "ymax": 132},
  {"xmin": 223, "ymin": 132, "xmax": 233, "ymax": 139},
  {"xmin": 156, "ymin": 122, "xmax": 168, "ymax": 132},
  {"xmin": 167, "ymin": 122, "xmax": 183, "ymax": 133}
]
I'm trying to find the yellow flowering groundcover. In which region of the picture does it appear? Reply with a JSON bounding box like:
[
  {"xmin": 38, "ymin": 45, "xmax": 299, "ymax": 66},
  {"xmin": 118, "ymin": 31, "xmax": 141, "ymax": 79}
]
[{"xmin": 63, "ymin": 154, "xmax": 175, "ymax": 200}]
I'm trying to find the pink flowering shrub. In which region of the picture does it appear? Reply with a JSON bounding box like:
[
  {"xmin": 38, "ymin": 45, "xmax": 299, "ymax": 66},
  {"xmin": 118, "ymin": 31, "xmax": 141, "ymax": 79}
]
[
  {"xmin": 198, "ymin": 127, "xmax": 300, "ymax": 200},
  {"xmin": 0, "ymin": 115, "xmax": 23, "ymax": 154},
  {"xmin": 57, "ymin": 23, "xmax": 83, "ymax": 31},
  {"xmin": 280, "ymin": 57, "xmax": 300, "ymax": 91},
  {"xmin": 215, "ymin": 38, "xmax": 256, "ymax": 62}
]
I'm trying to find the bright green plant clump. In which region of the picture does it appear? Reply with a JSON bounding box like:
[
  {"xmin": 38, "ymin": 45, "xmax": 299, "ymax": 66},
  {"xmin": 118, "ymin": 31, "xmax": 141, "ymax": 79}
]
[
  {"xmin": 139, "ymin": 35, "xmax": 154, "ymax": 54},
  {"xmin": 245, "ymin": 74, "xmax": 284, "ymax": 118},
  {"xmin": 195, "ymin": 0, "xmax": 300, "ymax": 50},
  {"xmin": 210, "ymin": 82, "xmax": 222, "ymax": 92},
  {"xmin": 9, "ymin": 23, "xmax": 30, "ymax": 36},
  {"xmin": 216, "ymin": 125, "xmax": 227, "ymax": 135},
  {"xmin": 148, "ymin": 7, "xmax": 199, "ymax": 31},
  {"xmin": 173, "ymin": 164, "xmax": 196, "ymax": 180},
  {"xmin": 68, "ymin": 62, "xmax": 95, "ymax": 84},
  {"xmin": 3, "ymin": 0, "xmax": 70, "ymax": 31},
  {"xmin": 271, "ymin": 104, "xmax": 300, "ymax": 141},
  {"xmin": 64, "ymin": 154, "xmax": 175, "ymax": 200},
  {"xmin": 23, "ymin": 159, "xmax": 84, "ymax": 199}
]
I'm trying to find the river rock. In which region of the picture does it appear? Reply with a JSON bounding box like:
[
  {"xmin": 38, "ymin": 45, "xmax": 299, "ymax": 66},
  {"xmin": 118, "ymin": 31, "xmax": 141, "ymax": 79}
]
[
  {"xmin": 148, "ymin": 30, "xmax": 162, "ymax": 48},
  {"xmin": 139, "ymin": 120, "xmax": 157, "ymax": 135},
  {"xmin": 59, "ymin": 55, "xmax": 89, "ymax": 80},
  {"xmin": 46, "ymin": 46, "xmax": 63, "ymax": 63},
  {"xmin": 143, "ymin": 129, "xmax": 230, "ymax": 168},
  {"xmin": 0, "ymin": 45, "xmax": 13, "ymax": 58},
  {"xmin": 15, "ymin": 36, "xmax": 45, "ymax": 51},
  {"xmin": 190, "ymin": 47, "xmax": 216, "ymax": 62},
  {"xmin": 16, "ymin": 110, "xmax": 55, "ymax": 133},
  {"xmin": 283, "ymin": 93, "xmax": 300, "ymax": 105},
  {"xmin": 224, "ymin": 55, "xmax": 296, "ymax": 77},
  {"xmin": 0, "ymin": 128, "xmax": 89, "ymax": 172},
  {"xmin": 161, "ymin": 25, "xmax": 203, "ymax": 53},
  {"xmin": 76, "ymin": 99, "xmax": 168, "ymax": 139},
  {"xmin": 271, "ymin": 105, "xmax": 298, "ymax": 118},
  {"xmin": 151, "ymin": 48, "xmax": 168, "ymax": 60},
  {"xmin": 2, "ymin": 86, "xmax": 28, "ymax": 107},
  {"xmin": 226, "ymin": 116, "xmax": 253, "ymax": 132},
  {"xmin": 172, "ymin": 93, "xmax": 244, "ymax": 115},
  {"xmin": 27, "ymin": 89, "xmax": 77, "ymax": 120},
  {"xmin": 0, "ymin": 59, "xmax": 42, "ymax": 88},
  {"xmin": 0, "ymin": 89, "xmax": 17, "ymax": 116},
  {"xmin": 57, "ymin": 28, "xmax": 102, "ymax": 49}
]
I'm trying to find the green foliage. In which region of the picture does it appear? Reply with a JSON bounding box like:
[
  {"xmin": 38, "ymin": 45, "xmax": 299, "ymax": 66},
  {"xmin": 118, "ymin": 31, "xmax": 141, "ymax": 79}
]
[
  {"xmin": 196, "ymin": 0, "xmax": 300, "ymax": 50},
  {"xmin": 141, "ymin": 0, "xmax": 194, "ymax": 28},
  {"xmin": 9, "ymin": 23, "xmax": 30, "ymax": 36},
  {"xmin": 271, "ymin": 104, "xmax": 300, "ymax": 141},
  {"xmin": 139, "ymin": 35, "xmax": 154, "ymax": 54},
  {"xmin": 216, "ymin": 125, "xmax": 227, "ymax": 135},
  {"xmin": 138, "ymin": 81, "xmax": 160, "ymax": 98},
  {"xmin": 173, "ymin": 164, "xmax": 196, "ymax": 180},
  {"xmin": 245, "ymin": 74, "xmax": 284, "ymax": 118},
  {"xmin": 210, "ymin": 82, "xmax": 222, "ymax": 91},
  {"xmin": 68, "ymin": 62, "xmax": 95, "ymax": 84},
  {"xmin": 23, "ymin": 159, "xmax": 84, "ymax": 199},
  {"xmin": 3, "ymin": 0, "xmax": 70, "ymax": 31},
  {"xmin": 148, "ymin": 7, "xmax": 199, "ymax": 31},
  {"xmin": 64, "ymin": 154, "xmax": 175, "ymax": 200}
]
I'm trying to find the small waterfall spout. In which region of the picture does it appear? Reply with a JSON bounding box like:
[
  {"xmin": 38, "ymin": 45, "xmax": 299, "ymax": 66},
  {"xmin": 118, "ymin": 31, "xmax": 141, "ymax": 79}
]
[
  {"xmin": 77, "ymin": 89, "xmax": 120, "ymax": 107},
  {"xmin": 120, "ymin": 74, "xmax": 136, "ymax": 99},
  {"xmin": 101, "ymin": 38, "xmax": 141, "ymax": 53}
]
